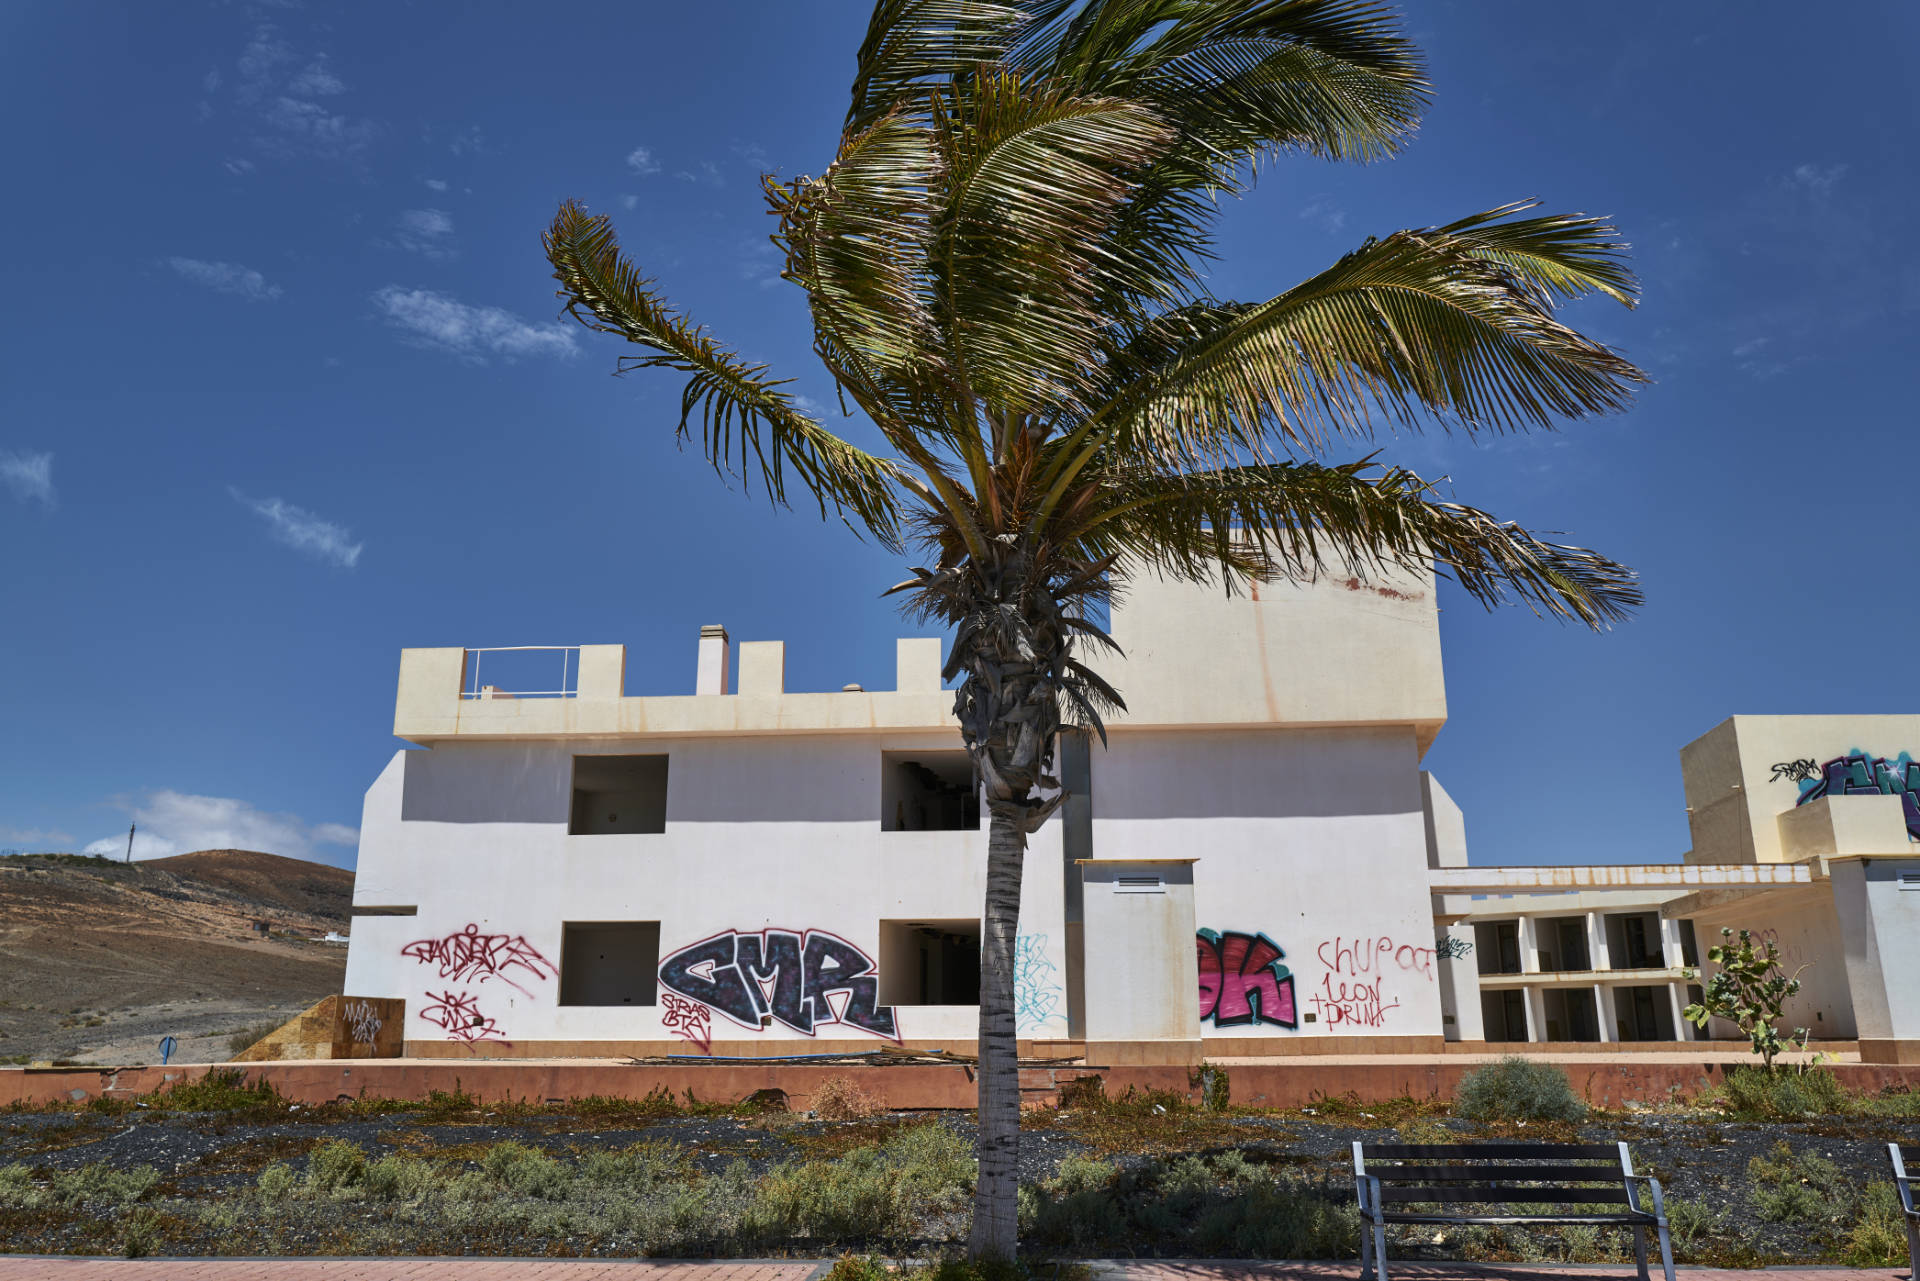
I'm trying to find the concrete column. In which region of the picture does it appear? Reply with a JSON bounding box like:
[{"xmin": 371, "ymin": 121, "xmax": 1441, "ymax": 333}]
[
  {"xmin": 1436, "ymin": 927, "xmax": 1484, "ymax": 1043},
  {"xmin": 1832, "ymin": 857, "xmax": 1920, "ymax": 1063},
  {"xmin": 736, "ymin": 641, "xmax": 785, "ymax": 695},
  {"xmin": 575, "ymin": 645, "xmax": 625, "ymax": 700},
  {"xmin": 695, "ymin": 625, "xmax": 729, "ymax": 695},
  {"xmin": 1517, "ymin": 915, "xmax": 1542, "ymax": 974},
  {"xmin": 1658, "ymin": 917, "xmax": 1687, "ymax": 969},
  {"xmin": 1584, "ymin": 911, "xmax": 1611, "ymax": 972},
  {"xmin": 895, "ymin": 638, "xmax": 944, "ymax": 692},
  {"xmin": 1522, "ymin": 985, "xmax": 1547, "ymax": 1042},
  {"xmin": 1667, "ymin": 982, "xmax": 1691, "ymax": 1042},
  {"xmin": 1594, "ymin": 985, "xmax": 1615, "ymax": 1042}
]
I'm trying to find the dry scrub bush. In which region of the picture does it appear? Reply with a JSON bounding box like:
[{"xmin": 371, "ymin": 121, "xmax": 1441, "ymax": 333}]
[{"xmin": 811, "ymin": 1076, "xmax": 885, "ymax": 1120}]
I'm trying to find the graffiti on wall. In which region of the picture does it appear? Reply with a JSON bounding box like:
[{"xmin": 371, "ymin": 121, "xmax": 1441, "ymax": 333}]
[
  {"xmin": 401, "ymin": 924, "xmax": 559, "ymax": 995},
  {"xmin": 1435, "ymin": 934, "xmax": 1473, "ymax": 961},
  {"xmin": 657, "ymin": 929, "xmax": 900, "ymax": 1041},
  {"xmin": 341, "ymin": 999, "xmax": 383, "ymax": 1047},
  {"xmin": 1196, "ymin": 929, "xmax": 1297, "ymax": 1028},
  {"xmin": 1769, "ymin": 759, "xmax": 1820, "ymax": 784},
  {"xmin": 1012, "ymin": 934, "xmax": 1061, "ymax": 1032},
  {"xmin": 419, "ymin": 990, "xmax": 505, "ymax": 1043},
  {"xmin": 1784, "ymin": 749, "xmax": 1920, "ymax": 842},
  {"xmin": 661, "ymin": 994, "xmax": 713, "ymax": 1054},
  {"xmin": 1309, "ymin": 936, "xmax": 1435, "ymax": 1029}
]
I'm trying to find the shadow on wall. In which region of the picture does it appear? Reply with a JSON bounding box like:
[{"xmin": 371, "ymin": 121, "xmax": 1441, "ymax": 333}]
[
  {"xmin": 398, "ymin": 738, "xmax": 959, "ymax": 826},
  {"xmin": 1091, "ymin": 726, "xmax": 1426, "ymax": 821}
]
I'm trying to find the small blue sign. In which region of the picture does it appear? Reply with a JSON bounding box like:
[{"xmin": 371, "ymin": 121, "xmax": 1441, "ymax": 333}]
[{"xmin": 158, "ymin": 1036, "xmax": 177, "ymax": 1066}]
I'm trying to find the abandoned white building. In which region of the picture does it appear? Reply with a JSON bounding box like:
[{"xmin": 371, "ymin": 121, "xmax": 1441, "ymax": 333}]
[{"xmin": 340, "ymin": 568, "xmax": 1920, "ymax": 1065}]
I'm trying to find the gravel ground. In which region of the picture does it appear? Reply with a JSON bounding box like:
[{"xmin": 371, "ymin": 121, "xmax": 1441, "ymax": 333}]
[{"xmin": 2, "ymin": 1103, "xmax": 1914, "ymax": 1261}]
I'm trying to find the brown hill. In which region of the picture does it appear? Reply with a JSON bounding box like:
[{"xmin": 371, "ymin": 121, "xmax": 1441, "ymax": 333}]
[
  {"xmin": 143, "ymin": 849, "xmax": 354, "ymax": 923},
  {"xmin": 0, "ymin": 850, "xmax": 352, "ymax": 1066}
]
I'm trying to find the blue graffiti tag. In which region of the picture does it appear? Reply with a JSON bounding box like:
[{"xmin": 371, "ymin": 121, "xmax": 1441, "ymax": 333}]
[
  {"xmin": 1794, "ymin": 749, "xmax": 1920, "ymax": 842},
  {"xmin": 1012, "ymin": 934, "xmax": 1061, "ymax": 1031}
]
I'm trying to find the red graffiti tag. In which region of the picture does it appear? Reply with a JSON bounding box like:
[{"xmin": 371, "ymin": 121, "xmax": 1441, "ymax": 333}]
[
  {"xmin": 402, "ymin": 924, "xmax": 557, "ymax": 996},
  {"xmin": 1196, "ymin": 929, "xmax": 1297, "ymax": 1028},
  {"xmin": 418, "ymin": 990, "xmax": 505, "ymax": 1044},
  {"xmin": 1318, "ymin": 936, "xmax": 1437, "ymax": 981},
  {"xmin": 1309, "ymin": 973, "xmax": 1401, "ymax": 1028},
  {"xmin": 661, "ymin": 994, "xmax": 713, "ymax": 1055}
]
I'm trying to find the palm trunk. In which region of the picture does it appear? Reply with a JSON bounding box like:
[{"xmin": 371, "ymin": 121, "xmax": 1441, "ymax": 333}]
[{"xmin": 969, "ymin": 803, "xmax": 1027, "ymax": 1261}]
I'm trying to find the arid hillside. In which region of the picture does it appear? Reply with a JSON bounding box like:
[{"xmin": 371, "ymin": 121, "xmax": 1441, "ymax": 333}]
[{"xmin": 0, "ymin": 850, "xmax": 351, "ymax": 1066}]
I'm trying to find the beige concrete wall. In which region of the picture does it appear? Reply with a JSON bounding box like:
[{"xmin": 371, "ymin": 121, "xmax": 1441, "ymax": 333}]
[
  {"xmin": 1687, "ymin": 885, "xmax": 1856, "ymax": 1040},
  {"xmin": 1080, "ymin": 859, "xmax": 1199, "ymax": 1048},
  {"xmin": 1681, "ymin": 715, "xmax": 1920, "ymax": 864}
]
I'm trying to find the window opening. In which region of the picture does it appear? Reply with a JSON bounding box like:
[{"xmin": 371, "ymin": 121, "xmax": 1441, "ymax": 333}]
[
  {"xmin": 570, "ymin": 755, "xmax": 668, "ymax": 834},
  {"xmin": 558, "ymin": 921, "xmax": 661, "ymax": 1006},
  {"xmin": 881, "ymin": 750, "xmax": 979, "ymax": 831}
]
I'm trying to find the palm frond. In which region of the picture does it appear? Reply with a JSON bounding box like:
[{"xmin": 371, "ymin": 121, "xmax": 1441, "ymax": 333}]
[
  {"xmin": 1076, "ymin": 204, "xmax": 1646, "ymax": 476},
  {"xmin": 845, "ymin": 0, "xmax": 1029, "ymax": 131},
  {"xmin": 544, "ymin": 200, "xmax": 903, "ymax": 546},
  {"xmin": 1069, "ymin": 458, "xmax": 1642, "ymax": 627}
]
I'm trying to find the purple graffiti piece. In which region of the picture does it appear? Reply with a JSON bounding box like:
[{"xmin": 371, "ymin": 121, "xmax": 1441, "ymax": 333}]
[
  {"xmin": 1796, "ymin": 750, "xmax": 1920, "ymax": 842},
  {"xmin": 656, "ymin": 929, "xmax": 899, "ymax": 1042},
  {"xmin": 657, "ymin": 935, "xmax": 761, "ymax": 1028},
  {"xmin": 1196, "ymin": 929, "xmax": 1297, "ymax": 1029},
  {"xmin": 801, "ymin": 932, "xmax": 896, "ymax": 1040}
]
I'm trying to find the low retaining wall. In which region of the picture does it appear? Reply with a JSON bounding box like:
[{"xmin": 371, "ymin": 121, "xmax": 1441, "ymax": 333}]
[{"xmin": 7, "ymin": 1057, "xmax": 1920, "ymax": 1111}]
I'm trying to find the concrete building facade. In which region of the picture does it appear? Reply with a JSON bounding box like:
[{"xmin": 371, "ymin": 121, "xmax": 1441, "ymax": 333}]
[{"xmin": 344, "ymin": 567, "xmax": 1464, "ymax": 1060}]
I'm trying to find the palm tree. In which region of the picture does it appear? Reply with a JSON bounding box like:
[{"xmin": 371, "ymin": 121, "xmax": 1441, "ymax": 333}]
[{"xmin": 545, "ymin": 0, "xmax": 1647, "ymax": 1259}]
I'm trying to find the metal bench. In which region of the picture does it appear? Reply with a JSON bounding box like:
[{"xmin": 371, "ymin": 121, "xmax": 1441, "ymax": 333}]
[
  {"xmin": 1352, "ymin": 1140, "xmax": 1674, "ymax": 1281},
  {"xmin": 1890, "ymin": 1143, "xmax": 1920, "ymax": 1278}
]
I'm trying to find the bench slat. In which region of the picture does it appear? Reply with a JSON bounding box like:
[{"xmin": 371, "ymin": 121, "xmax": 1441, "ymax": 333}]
[
  {"xmin": 1380, "ymin": 1184, "xmax": 1635, "ymax": 1206},
  {"xmin": 1371, "ymin": 1164, "xmax": 1630, "ymax": 1184},
  {"xmin": 1362, "ymin": 1143, "xmax": 1621, "ymax": 1161},
  {"xmin": 1899, "ymin": 1146, "xmax": 1920, "ymax": 1163},
  {"xmin": 1383, "ymin": 1211, "xmax": 1652, "ymax": 1226}
]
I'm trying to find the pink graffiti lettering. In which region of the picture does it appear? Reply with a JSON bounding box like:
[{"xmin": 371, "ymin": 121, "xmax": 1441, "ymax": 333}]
[
  {"xmin": 1318, "ymin": 936, "xmax": 1436, "ymax": 981},
  {"xmin": 661, "ymin": 994, "xmax": 713, "ymax": 1055},
  {"xmin": 1196, "ymin": 929, "xmax": 1297, "ymax": 1028},
  {"xmin": 418, "ymin": 990, "xmax": 505, "ymax": 1044},
  {"xmin": 1309, "ymin": 973, "xmax": 1401, "ymax": 1028},
  {"xmin": 402, "ymin": 924, "xmax": 557, "ymax": 996}
]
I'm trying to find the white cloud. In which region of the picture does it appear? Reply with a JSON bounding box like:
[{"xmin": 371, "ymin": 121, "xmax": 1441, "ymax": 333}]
[
  {"xmin": 675, "ymin": 160, "xmax": 724, "ymax": 186},
  {"xmin": 286, "ymin": 59, "xmax": 345, "ymax": 97},
  {"xmin": 423, "ymin": 177, "xmax": 448, "ymax": 192},
  {"xmin": 223, "ymin": 156, "xmax": 256, "ymax": 176},
  {"xmin": 619, "ymin": 194, "xmax": 639, "ymax": 211},
  {"xmin": 1788, "ymin": 162, "xmax": 1846, "ymax": 195},
  {"xmin": 387, "ymin": 207, "xmax": 456, "ymax": 258},
  {"xmin": 227, "ymin": 23, "xmax": 377, "ymax": 160},
  {"xmin": 448, "ymin": 126, "xmax": 485, "ymax": 157},
  {"xmin": 166, "ymin": 256, "xmax": 282, "ymax": 301},
  {"xmin": 0, "ymin": 826, "xmax": 73, "ymax": 849},
  {"xmin": 230, "ymin": 488, "xmax": 364, "ymax": 568},
  {"xmin": 626, "ymin": 145, "xmax": 660, "ymax": 176},
  {"xmin": 82, "ymin": 791, "xmax": 360, "ymax": 865},
  {"xmin": 0, "ymin": 450, "xmax": 55, "ymax": 507},
  {"xmin": 1299, "ymin": 197, "xmax": 1347, "ymax": 234},
  {"xmin": 370, "ymin": 285, "xmax": 577, "ymax": 362}
]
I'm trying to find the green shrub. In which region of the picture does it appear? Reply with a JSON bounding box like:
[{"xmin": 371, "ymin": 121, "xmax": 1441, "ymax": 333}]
[
  {"xmin": 1662, "ymin": 1194, "xmax": 1731, "ymax": 1253},
  {"xmin": 305, "ymin": 1140, "xmax": 367, "ymax": 1195},
  {"xmin": 0, "ymin": 1165, "xmax": 41, "ymax": 1209},
  {"xmin": 1453, "ymin": 1057, "xmax": 1586, "ymax": 1122},
  {"xmin": 1190, "ymin": 1061, "xmax": 1230, "ymax": 1110},
  {"xmin": 1720, "ymin": 1066, "xmax": 1849, "ymax": 1119},
  {"xmin": 481, "ymin": 1141, "xmax": 572, "ymax": 1200},
  {"xmin": 1747, "ymin": 1141, "xmax": 1846, "ymax": 1225},
  {"xmin": 363, "ymin": 1154, "xmax": 436, "ymax": 1203},
  {"xmin": 159, "ymin": 1068, "xmax": 281, "ymax": 1112},
  {"xmin": 579, "ymin": 1140, "xmax": 684, "ymax": 1189},
  {"xmin": 118, "ymin": 1207, "xmax": 162, "ymax": 1259},
  {"xmin": 1841, "ymin": 1182, "xmax": 1909, "ymax": 1266},
  {"xmin": 824, "ymin": 1253, "xmax": 893, "ymax": 1281},
  {"xmin": 255, "ymin": 1162, "xmax": 296, "ymax": 1203},
  {"xmin": 47, "ymin": 1163, "xmax": 159, "ymax": 1208}
]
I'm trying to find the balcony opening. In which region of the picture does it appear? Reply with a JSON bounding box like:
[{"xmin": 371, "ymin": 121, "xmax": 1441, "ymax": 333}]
[
  {"xmin": 1474, "ymin": 920, "xmax": 1523, "ymax": 976},
  {"xmin": 558, "ymin": 921, "xmax": 661, "ymax": 1006},
  {"xmin": 1611, "ymin": 984, "xmax": 1674, "ymax": 1040},
  {"xmin": 1480, "ymin": 989, "xmax": 1528, "ymax": 1041},
  {"xmin": 1537, "ymin": 916, "xmax": 1591, "ymax": 973},
  {"xmin": 878, "ymin": 919, "xmax": 981, "ymax": 1005},
  {"xmin": 1605, "ymin": 912, "xmax": 1666, "ymax": 969},
  {"xmin": 881, "ymin": 750, "xmax": 978, "ymax": 831},
  {"xmin": 570, "ymin": 755, "xmax": 668, "ymax": 834}
]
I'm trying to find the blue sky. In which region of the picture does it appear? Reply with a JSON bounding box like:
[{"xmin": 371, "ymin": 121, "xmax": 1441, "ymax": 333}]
[{"xmin": 1, "ymin": 2, "xmax": 1915, "ymax": 870}]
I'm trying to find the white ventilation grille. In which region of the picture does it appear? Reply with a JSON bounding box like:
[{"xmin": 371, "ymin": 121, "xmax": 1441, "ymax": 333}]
[
  {"xmin": 1898, "ymin": 869, "xmax": 1920, "ymax": 891},
  {"xmin": 1115, "ymin": 875, "xmax": 1164, "ymax": 894}
]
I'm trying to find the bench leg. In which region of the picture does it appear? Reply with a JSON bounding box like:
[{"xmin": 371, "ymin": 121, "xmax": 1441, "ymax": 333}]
[
  {"xmin": 1905, "ymin": 1215, "xmax": 1918, "ymax": 1281},
  {"xmin": 1358, "ymin": 1215, "xmax": 1372, "ymax": 1278},
  {"xmin": 1371, "ymin": 1223, "xmax": 1390, "ymax": 1281},
  {"xmin": 1657, "ymin": 1219, "xmax": 1676, "ymax": 1281},
  {"xmin": 1632, "ymin": 1225, "xmax": 1650, "ymax": 1281}
]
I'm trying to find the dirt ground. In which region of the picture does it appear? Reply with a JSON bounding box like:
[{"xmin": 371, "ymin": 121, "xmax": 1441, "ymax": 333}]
[{"xmin": 0, "ymin": 854, "xmax": 349, "ymax": 1066}]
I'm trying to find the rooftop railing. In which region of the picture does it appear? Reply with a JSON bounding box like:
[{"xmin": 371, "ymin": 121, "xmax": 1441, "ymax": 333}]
[{"xmin": 460, "ymin": 646, "xmax": 580, "ymax": 700}]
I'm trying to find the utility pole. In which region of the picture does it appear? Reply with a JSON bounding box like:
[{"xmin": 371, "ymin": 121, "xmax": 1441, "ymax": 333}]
[{"xmin": 125, "ymin": 823, "xmax": 135, "ymax": 863}]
